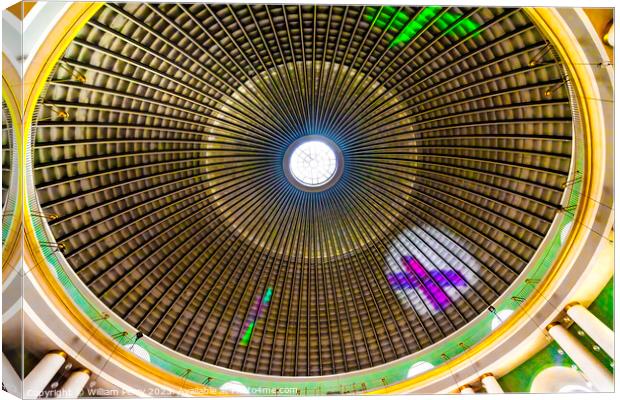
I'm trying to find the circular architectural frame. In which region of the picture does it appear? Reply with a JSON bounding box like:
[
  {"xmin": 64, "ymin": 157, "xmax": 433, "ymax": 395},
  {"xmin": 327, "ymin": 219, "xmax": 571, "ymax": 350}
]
[
  {"xmin": 13, "ymin": 3, "xmax": 613, "ymax": 397},
  {"xmin": 283, "ymin": 135, "xmax": 344, "ymax": 192},
  {"xmin": 27, "ymin": 2, "xmax": 576, "ymax": 384}
]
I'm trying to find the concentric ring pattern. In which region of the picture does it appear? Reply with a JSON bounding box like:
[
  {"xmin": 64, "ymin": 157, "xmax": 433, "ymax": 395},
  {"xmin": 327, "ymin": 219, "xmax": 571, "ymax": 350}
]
[{"xmin": 32, "ymin": 4, "xmax": 573, "ymax": 376}]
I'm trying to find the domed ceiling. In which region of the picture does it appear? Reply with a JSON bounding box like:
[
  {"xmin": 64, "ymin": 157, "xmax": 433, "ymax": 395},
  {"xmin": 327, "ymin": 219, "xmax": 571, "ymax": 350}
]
[{"xmin": 32, "ymin": 4, "xmax": 572, "ymax": 377}]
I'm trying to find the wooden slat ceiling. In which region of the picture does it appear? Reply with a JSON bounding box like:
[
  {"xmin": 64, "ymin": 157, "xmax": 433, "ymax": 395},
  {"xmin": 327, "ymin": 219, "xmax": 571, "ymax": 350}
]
[{"xmin": 32, "ymin": 4, "xmax": 572, "ymax": 376}]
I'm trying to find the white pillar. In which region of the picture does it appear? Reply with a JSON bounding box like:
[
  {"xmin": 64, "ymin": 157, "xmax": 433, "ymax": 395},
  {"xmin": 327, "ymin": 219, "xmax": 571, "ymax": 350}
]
[
  {"xmin": 2, "ymin": 352, "xmax": 22, "ymax": 397},
  {"xmin": 58, "ymin": 369, "xmax": 91, "ymax": 398},
  {"xmin": 547, "ymin": 322, "xmax": 613, "ymax": 391},
  {"xmin": 480, "ymin": 373, "xmax": 504, "ymax": 393},
  {"xmin": 566, "ymin": 303, "xmax": 614, "ymax": 358},
  {"xmin": 459, "ymin": 385, "xmax": 475, "ymax": 394},
  {"xmin": 23, "ymin": 350, "xmax": 67, "ymax": 399}
]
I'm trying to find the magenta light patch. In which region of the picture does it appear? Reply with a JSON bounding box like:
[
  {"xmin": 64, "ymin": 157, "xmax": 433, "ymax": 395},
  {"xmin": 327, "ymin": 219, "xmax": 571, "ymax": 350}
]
[{"xmin": 387, "ymin": 255, "xmax": 467, "ymax": 311}]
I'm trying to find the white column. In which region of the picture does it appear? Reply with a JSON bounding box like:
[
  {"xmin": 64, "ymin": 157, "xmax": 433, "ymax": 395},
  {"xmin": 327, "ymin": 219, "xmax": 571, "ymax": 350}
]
[
  {"xmin": 459, "ymin": 385, "xmax": 475, "ymax": 394},
  {"xmin": 566, "ymin": 303, "xmax": 614, "ymax": 358},
  {"xmin": 480, "ymin": 373, "xmax": 504, "ymax": 393},
  {"xmin": 2, "ymin": 352, "xmax": 22, "ymax": 397},
  {"xmin": 58, "ymin": 369, "xmax": 91, "ymax": 398},
  {"xmin": 23, "ymin": 350, "xmax": 67, "ymax": 399},
  {"xmin": 547, "ymin": 322, "xmax": 613, "ymax": 391}
]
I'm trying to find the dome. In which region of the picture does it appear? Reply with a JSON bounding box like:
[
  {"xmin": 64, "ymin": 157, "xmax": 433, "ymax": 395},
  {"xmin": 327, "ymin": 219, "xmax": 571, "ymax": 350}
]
[{"xmin": 32, "ymin": 4, "xmax": 573, "ymax": 378}]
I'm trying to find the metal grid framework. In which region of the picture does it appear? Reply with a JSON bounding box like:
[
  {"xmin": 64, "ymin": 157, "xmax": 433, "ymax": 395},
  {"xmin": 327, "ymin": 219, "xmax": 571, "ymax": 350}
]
[{"xmin": 32, "ymin": 4, "xmax": 572, "ymax": 376}]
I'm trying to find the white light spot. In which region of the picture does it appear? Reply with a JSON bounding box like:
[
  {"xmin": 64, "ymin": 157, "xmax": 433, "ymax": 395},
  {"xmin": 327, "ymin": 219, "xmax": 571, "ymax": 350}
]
[
  {"xmin": 491, "ymin": 309, "xmax": 514, "ymax": 330},
  {"xmin": 220, "ymin": 381, "xmax": 250, "ymax": 394},
  {"xmin": 559, "ymin": 384, "xmax": 592, "ymax": 393},
  {"xmin": 531, "ymin": 366, "xmax": 594, "ymax": 393},
  {"xmin": 560, "ymin": 221, "xmax": 573, "ymax": 244},
  {"xmin": 407, "ymin": 361, "xmax": 434, "ymax": 378},
  {"xmin": 289, "ymin": 140, "xmax": 337, "ymax": 186},
  {"xmin": 123, "ymin": 343, "xmax": 150, "ymax": 362}
]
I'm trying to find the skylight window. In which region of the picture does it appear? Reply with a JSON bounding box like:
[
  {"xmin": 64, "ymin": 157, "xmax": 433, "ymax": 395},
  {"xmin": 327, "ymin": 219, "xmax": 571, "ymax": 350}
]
[
  {"xmin": 284, "ymin": 136, "xmax": 343, "ymax": 192},
  {"xmin": 289, "ymin": 140, "xmax": 337, "ymax": 186}
]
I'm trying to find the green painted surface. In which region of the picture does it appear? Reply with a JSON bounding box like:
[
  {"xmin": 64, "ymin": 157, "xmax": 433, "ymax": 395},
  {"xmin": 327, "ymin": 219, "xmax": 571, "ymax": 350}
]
[
  {"xmin": 498, "ymin": 278, "xmax": 614, "ymax": 392},
  {"xmin": 498, "ymin": 341, "xmax": 574, "ymax": 393}
]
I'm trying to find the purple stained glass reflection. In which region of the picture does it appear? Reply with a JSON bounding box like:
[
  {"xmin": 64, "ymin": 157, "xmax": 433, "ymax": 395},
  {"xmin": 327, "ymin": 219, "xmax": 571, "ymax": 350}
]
[{"xmin": 387, "ymin": 255, "xmax": 467, "ymax": 311}]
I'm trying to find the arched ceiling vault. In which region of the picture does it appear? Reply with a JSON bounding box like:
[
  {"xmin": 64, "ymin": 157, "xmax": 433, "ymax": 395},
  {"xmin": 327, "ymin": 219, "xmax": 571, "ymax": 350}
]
[{"xmin": 31, "ymin": 4, "xmax": 573, "ymax": 377}]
